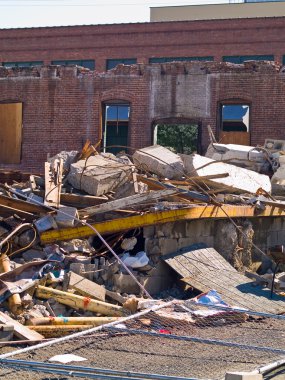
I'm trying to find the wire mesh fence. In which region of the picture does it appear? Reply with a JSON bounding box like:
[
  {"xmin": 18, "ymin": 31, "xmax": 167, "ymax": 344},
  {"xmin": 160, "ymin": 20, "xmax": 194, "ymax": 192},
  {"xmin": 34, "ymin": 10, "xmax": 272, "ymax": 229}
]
[{"xmin": 0, "ymin": 298, "xmax": 284, "ymax": 380}]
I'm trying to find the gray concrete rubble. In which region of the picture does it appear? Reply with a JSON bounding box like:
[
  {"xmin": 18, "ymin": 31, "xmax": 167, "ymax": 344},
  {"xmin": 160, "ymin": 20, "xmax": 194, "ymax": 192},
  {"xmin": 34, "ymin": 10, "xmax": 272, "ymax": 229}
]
[
  {"xmin": 132, "ymin": 145, "xmax": 184, "ymax": 179},
  {"xmin": 180, "ymin": 153, "xmax": 272, "ymax": 194},
  {"xmin": 67, "ymin": 153, "xmax": 133, "ymax": 196},
  {"xmin": 206, "ymin": 143, "xmax": 270, "ymax": 173},
  {"xmin": 48, "ymin": 150, "xmax": 79, "ymax": 172},
  {"xmin": 2, "ymin": 142, "xmax": 285, "ymax": 350}
]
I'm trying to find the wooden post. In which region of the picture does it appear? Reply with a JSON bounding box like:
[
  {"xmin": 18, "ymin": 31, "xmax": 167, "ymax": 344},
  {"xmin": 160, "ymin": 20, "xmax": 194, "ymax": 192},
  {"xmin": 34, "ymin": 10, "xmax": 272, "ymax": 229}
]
[
  {"xmin": 0, "ymin": 254, "xmax": 22, "ymax": 315},
  {"xmin": 26, "ymin": 316, "xmax": 120, "ymax": 326},
  {"xmin": 36, "ymin": 285, "xmax": 124, "ymax": 316}
]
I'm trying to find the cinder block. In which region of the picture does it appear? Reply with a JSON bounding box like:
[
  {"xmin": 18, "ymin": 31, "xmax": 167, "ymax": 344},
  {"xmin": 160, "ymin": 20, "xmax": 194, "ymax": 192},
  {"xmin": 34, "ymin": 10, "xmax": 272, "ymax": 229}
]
[
  {"xmin": 225, "ymin": 372, "xmax": 263, "ymax": 380},
  {"xmin": 159, "ymin": 238, "xmax": 178, "ymax": 255},
  {"xmin": 143, "ymin": 226, "xmax": 155, "ymax": 238}
]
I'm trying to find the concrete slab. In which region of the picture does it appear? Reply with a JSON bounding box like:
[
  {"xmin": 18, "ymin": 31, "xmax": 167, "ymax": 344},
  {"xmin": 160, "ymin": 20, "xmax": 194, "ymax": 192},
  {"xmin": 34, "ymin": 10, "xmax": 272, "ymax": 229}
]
[
  {"xmin": 68, "ymin": 154, "xmax": 132, "ymax": 196},
  {"xmin": 181, "ymin": 153, "xmax": 271, "ymax": 194},
  {"xmin": 133, "ymin": 145, "xmax": 184, "ymax": 180}
]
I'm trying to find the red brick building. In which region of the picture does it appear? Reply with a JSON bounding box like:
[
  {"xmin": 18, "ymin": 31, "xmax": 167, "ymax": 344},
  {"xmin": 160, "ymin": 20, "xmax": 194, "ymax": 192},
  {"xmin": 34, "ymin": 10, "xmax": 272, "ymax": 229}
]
[
  {"xmin": 1, "ymin": 17, "xmax": 285, "ymax": 71},
  {"xmin": 0, "ymin": 60, "xmax": 284, "ymax": 172},
  {"xmin": 0, "ymin": 17, "xmax": 285, "ymax": 171}
]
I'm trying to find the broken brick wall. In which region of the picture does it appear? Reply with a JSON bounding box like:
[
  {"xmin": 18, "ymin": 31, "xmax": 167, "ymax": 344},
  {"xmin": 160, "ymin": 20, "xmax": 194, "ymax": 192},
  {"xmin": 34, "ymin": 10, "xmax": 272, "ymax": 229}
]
[
  {"xmin": 145, "ymin": 217, "xmax": 285, "ymax": 273},
  {"xmin": 0, "ymin": 61, "xmax": 285, "ymax": 171}
]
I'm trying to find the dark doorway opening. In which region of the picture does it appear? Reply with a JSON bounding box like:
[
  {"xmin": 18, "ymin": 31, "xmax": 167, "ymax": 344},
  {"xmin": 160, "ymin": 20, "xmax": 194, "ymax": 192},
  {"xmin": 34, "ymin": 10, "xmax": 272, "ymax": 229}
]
[{"xmin": 153, "ymin": 123, "xmax": 200, "ymax": 154}]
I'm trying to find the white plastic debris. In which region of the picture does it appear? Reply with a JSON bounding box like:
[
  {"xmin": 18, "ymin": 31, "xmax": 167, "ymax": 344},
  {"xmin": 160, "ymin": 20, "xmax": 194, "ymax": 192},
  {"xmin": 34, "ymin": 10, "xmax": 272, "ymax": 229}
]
[
  {"xmin": 48, "ymin": 354, "xmax": 87, "ymax": 364},
  {"xmin": 121, "ymin": 251, "xmax": 149, "ymax": 268}
]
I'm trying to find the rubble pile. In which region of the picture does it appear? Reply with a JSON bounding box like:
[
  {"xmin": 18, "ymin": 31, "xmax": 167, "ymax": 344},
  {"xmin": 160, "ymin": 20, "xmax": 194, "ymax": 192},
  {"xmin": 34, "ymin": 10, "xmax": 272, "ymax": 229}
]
[{"xmin": 0, "ymin": 139, "xmax": 285, "ymax": 343}]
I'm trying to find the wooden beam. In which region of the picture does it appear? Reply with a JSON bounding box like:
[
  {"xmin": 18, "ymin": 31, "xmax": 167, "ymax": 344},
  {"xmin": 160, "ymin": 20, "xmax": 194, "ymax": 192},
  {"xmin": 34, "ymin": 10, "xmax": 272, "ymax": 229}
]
[
  {"xmin": 34, "ymin": 190, "xmax": 108, "ymax": 208},
  {"xmin": 40, "ymin": 204, "xmax": 285, "ymax": 245},
  {"xmin": 0, "ymin": 311, "xmax": 44, "ymax": 342},
  {"xmin": 0, "ymin": 194, "xmax": 48, "ymax": 215},
  {"xmin": 36, "ymin": 285, "xmax": 124, "ymax": 316},
  {"xmin": 26, "ymin": 316, "xmax": 120, "ymax": 326},
  {"xmin": 28, "ymin": 325, "xmax": 93, "ymax": 338},
  {"xmin": 78, "ymin": 189, "xmax": 178, "ymax": 218}
]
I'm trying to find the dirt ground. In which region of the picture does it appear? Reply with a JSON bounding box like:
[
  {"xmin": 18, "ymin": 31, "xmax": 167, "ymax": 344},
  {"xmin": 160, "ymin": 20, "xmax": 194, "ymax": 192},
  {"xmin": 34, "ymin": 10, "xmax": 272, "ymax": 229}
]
[{"xmin": 0, "ymin": 315, "xmax": 284, "ymax": 380}]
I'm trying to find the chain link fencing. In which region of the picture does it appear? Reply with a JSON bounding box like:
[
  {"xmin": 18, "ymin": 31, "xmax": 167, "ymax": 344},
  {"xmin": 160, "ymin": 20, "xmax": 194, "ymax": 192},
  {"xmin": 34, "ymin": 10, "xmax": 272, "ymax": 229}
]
[{"xmin": 0, "ymin": 299, "xmax": 284, "ymax": 379}]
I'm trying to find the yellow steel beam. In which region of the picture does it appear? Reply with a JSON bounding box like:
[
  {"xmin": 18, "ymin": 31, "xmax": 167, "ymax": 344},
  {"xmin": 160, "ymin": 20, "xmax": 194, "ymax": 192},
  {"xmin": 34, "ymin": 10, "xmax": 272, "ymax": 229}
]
[{"xmin": 40, "ymin": 204, "xmax": 285, "ymax": 245}]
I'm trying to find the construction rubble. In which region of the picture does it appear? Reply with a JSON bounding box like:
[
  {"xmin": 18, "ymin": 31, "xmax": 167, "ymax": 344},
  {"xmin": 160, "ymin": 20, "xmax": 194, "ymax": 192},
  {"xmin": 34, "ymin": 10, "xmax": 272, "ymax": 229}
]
[{"xmin": 1, "ymin": 139, "xmax": 285, "ymax": 343}]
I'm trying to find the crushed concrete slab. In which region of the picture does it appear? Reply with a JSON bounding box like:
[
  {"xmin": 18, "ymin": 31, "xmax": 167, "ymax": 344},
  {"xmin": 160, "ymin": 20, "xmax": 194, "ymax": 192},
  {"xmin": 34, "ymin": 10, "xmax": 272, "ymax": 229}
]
[
  {"xmin": 206, "ymin": 143, "xmax": 269, "ymax": 172},
  {"xmin": 133, "ymin": 145, "xmax": 184, "ymax": 180},
  {"xmin": 180, "ymin": 153, "xmax": 271, "ymax": 194},
  {"xmin": 67, "ymin": 154, "xmax": 132, "ymax": 196}
]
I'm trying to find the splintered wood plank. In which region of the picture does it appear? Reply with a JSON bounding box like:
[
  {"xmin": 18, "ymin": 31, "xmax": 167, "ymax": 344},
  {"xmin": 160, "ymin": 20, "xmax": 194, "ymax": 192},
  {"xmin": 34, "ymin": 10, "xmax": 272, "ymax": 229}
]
[
  {"xmin": 164, "ymin": 247, "xmax": 285, "ymax": 314},
  {"xmin": 0, "ymin": 311, "xmax": 44, "ymax": 342},
  {"xmin": 78, "ymin": 189, "xmax": 177, "ymax": 218}
]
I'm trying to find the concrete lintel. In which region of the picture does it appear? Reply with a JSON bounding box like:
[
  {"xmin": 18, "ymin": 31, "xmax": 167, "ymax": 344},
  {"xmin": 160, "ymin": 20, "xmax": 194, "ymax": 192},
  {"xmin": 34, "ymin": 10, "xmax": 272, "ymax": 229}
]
[{"xmin": 225, "ymin": 372, "xmax": 263, "ymax": 380}]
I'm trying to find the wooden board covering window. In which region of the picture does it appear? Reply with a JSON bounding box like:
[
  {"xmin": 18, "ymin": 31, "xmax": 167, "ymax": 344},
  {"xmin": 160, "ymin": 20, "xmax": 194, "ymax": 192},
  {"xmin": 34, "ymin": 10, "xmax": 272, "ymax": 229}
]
[
  {"xmin": 219, "ymin": 131, "xmax": 250, "ymax": 146},
  {"xmin": 0, "ymin": 103, "xmax": 22, "ymax": 164}
]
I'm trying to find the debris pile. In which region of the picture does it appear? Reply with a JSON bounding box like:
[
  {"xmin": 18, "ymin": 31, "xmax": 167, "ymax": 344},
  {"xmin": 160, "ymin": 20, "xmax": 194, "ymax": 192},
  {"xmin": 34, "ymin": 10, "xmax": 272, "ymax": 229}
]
[{"xmin": 0, "ymin": 139, "xmax": 285, "ymax": 343}]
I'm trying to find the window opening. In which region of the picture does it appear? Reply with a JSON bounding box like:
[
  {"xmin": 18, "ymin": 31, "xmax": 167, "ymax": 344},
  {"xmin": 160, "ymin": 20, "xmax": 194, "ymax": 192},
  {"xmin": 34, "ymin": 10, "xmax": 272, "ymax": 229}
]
[
  {"xmin": 3, "ymin": 61, "xmax": 43, "ymax": 68},
  {"xmin": 223, "ymin": 55, "xmax": 274, "ymax": 64},
  {"xmin": 51, "ymin": 60, "xmax": 95, "ymax": 70},
  {"xmin": 106, "ymin": 59, "xmax": 137, "ymax": 70},
  {"xmin": 153, "ymin": 124, "xmax": 199, "ymax": 154},
  {"xmin": 103, "ymin": 103, "xmax": 130, "ymax": 155},
  {"xmin": 221, "ymin": 104, "xmax": 249, "ymax": 132},
  {"xmin": 149, "ymin": 57, "xmax": 213, "ymax": 64}
]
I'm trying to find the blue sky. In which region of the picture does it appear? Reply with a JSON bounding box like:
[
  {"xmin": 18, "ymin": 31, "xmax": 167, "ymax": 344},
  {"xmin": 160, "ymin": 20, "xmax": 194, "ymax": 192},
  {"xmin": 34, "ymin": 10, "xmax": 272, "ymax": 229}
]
[{"xmin": 0, "ymin": 0, "xmax": 227, "ymax": 29}]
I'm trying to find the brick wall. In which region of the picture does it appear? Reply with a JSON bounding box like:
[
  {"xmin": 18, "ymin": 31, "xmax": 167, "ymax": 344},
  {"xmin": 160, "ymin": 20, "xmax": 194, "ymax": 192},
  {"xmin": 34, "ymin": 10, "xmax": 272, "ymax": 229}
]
[
  {"xmin": 0, "ymin": 61, "xmax": 284, "ymax": 172},
  {"xmin": 0, "ymin": 17, "xmax": 285, "ymax": 71}
]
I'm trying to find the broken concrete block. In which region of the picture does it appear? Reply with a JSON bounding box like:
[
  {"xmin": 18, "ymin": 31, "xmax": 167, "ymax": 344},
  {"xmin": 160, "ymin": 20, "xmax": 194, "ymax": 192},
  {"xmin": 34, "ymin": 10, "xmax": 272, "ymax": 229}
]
[
  {"xmin": 113, "ymin": 273, "xmax": 141, "ymax": 295},
  {"xmin": 114, "ymin": 181, "xmax": 148, "ymax": 199},
  {"xmin": 133, "ymin": 145, "xmax": 184, "ymax": 180},
  {"xmin": 22, "ymin": 249, "xmax": 47, "ymax": 262},
  {"xmin": 55, "ymin": 206, "xmax": 78, "ymax": 228},
  {"xmin": 206, "ymin": 143, "xmax": 268, "ymax": 172},
  {"xmin": 48, "ymin": 150, "xmax": 79, "ymax": 172},
  {"xmin": 34, "ymin": 215, "xmax": 57, "ymax": 233},
  {"xmin": 181, "ymin": 153, "xmax": 271, "ymax": 194},
  {"xmin": 271, "ymin": 165, "xmax": 285, "ymax": 186},
  {"xmin": 67, "ymin": 154, "xmax": 132, "ymax": 196},
  {"xmin": 67, "ymin": 271, "xmax": 106, "ymax": 302},
  {"xmin": 60, "ymin": 239, "xmax": 94, "ymax": 254}
]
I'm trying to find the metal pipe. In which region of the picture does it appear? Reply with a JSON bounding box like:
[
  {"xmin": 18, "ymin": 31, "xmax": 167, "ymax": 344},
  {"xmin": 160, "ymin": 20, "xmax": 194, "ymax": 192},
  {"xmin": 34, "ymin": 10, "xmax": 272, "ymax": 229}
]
[
  {"xmin": 0, "ymin": 223, "xmax": 32, "ymax": 249},
  {"xmin": 0, "ymin": 358, "xmax": 198, "ymax": 380}
]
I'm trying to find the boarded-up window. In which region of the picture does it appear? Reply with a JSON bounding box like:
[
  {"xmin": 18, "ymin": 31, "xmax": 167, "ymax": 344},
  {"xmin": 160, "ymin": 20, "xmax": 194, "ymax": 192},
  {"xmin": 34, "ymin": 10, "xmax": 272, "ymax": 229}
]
[{"xmin": 0, "ymin": 103, "xmax": 22, "ymax": 164}]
